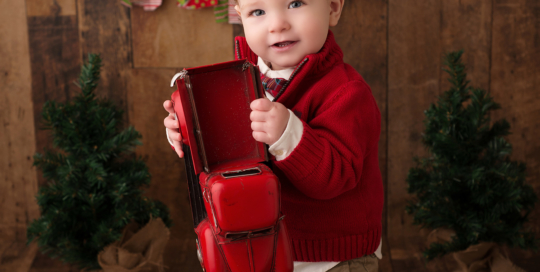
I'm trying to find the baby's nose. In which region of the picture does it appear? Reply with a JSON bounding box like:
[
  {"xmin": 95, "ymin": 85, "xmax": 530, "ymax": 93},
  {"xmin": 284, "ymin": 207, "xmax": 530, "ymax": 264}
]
[{"xmin": 268, "ymin": 14, "xmax": 291, "ymax": 33}]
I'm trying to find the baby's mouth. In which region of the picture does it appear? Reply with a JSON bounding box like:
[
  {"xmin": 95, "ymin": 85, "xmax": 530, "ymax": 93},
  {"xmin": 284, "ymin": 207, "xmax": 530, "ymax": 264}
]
[{"xmin": 272, "ymin": 41, "xmax": 297, "ymax": 48}]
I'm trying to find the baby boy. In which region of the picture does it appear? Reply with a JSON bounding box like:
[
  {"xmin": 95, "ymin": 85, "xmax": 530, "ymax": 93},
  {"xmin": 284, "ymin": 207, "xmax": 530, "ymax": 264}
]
[{"xmin": 164, "ymin": 0, "xmax": 383, "ymax": 271}]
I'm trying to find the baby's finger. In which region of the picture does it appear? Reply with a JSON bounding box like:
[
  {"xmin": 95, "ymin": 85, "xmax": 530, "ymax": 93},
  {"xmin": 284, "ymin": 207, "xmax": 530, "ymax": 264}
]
[
  {"xmin": 168, "ymin": 129, "xmax": 183, "ymax": 142},
  {"xmin": 250, "ymin": 98, "xmax": 273, "ymax": 112},
  {"xmin": 164, "ymin": 115, "xmax": 179, "ymax": 129},
  {"xmin": 173, "ymin": 139, "xmax": 183, "ymax": 158},
  {"xmin": 250, "ymin": 110, "xmax": 267, "ymax": 122},
  {"xmin": 252, "ymin": 131, "xmax": 269, "ymax": 144},
  {"xmin": 251, "ymin": 121, "xmax": 266, "ymax": 132},
  {"xmin": 163, "ymin": 100, "xmax": 175, "ymax": 114}
]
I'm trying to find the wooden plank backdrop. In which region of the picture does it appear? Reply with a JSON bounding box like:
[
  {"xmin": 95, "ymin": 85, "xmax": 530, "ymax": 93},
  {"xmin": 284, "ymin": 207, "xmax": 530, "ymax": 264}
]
[
  {"xmin": 0, "ymin": 0, "xmax": 40, "ymax": 271},
  {"xmin": 131, "ymin": 0, "xmax": 233, "ymax": 68},
  {"xmin": 490, "ymin": 2, "xmax": 540, "ymax": 271},
  {"xmin": 26, "ymin": 0, "xmax": 81, "ymax": 187},
  {"xmin": 0, "ymin": 0, "xmax": 539, "ymax": 271},
  {"xmin": 388, "ymin": 1, "xmax": 444, "ymax": 270}
]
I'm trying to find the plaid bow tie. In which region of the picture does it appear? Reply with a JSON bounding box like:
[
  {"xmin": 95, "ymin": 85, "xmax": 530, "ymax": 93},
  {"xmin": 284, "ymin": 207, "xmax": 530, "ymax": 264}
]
[{"xmin": 260, "ymin": 73, "xmax": 288, "ymax": 99}]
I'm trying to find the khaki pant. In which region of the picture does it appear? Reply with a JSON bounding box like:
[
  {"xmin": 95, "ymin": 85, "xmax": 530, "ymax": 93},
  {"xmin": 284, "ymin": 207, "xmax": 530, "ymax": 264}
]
[{"xmin": 326, "ymin": 254, "xmax": 378, "ymax": 272}]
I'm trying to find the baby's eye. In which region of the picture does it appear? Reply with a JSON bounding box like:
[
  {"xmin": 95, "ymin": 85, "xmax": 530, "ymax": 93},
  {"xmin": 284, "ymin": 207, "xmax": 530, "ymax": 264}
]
[
  {"xmin": 288, "ymin": 1, "xmax": 303, "ymax": 8},
  {"xmin": 250, "ymin": 9, "xmax": 265, "ymax": 16}
]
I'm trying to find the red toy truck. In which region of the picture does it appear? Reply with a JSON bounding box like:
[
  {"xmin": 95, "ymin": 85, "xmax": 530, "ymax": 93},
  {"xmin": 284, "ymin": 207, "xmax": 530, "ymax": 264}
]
[{"xmin": 170, "ymin": 59, "xmax": 294, "ymax": 272}]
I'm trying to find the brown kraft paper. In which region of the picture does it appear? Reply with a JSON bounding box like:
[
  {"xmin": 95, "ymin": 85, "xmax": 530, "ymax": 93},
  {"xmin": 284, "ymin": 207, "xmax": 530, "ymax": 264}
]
[
  {"xmin": 427, "ymin": 229, "xmax": 527, "ymax": 272},
  {"xmin": 98, "ymin": 217, "xmax": 170, "ymax": 272}
]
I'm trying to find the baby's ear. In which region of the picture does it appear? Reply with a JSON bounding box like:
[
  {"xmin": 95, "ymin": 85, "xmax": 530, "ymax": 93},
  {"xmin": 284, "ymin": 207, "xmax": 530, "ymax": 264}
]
[
  {"xmin": 329, "ymin": 0, "xmax": 345, "ymax": 27},
  {"xmin": 235, "ymin": 5, "xmax": 241, "ymax": 17},
  {"xmin": 234, "ymin": 5, "xmax": 243, "ymax": 24}
]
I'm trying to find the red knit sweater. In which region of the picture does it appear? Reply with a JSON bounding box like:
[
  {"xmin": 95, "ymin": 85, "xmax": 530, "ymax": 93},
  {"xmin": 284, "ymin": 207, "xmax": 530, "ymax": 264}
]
[{"xmin": 235, "ymin": 31, "xmax": 384, "ymax": 262}]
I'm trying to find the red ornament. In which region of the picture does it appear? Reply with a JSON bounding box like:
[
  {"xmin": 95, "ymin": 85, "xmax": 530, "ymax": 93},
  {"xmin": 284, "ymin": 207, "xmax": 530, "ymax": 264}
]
[{"xmin": 178, "ymin": 0, "xmax": 218, "ymax": 9}]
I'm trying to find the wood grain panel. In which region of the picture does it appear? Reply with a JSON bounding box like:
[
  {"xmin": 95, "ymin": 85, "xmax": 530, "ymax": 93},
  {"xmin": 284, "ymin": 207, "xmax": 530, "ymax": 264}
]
[
  {"xmin": 0, "ymin": 0, "xmax": 40, "ymax": 270},
  {"xmin": 131, "ymin": 0, "xmax": 233, "ymax": 68},
  {"xmin": 77, "ymin": 0, "xmax": 132, "ymax": 113},
  {"xmin": 27, "ymin": 15, "xmax": 81, "ymax": 186},
  {"xmin": 331, "ymin": 1, "xmax": 390, "ymax": 271},
  {"xmin": 127, "ymin": 68, "xmax": 200, "ymax": 270},
  {"xmin": 0, "ymin": 0, "xmax": 40, "ymax": 245},
  {"xmin": 388, "ymin": 0, "xmax": 442, "ymax": 271},
  {"xmin": 0, "ymin": 241, "xmax": 38, "ymax": 272},
  {"xmin": 26, "ymin": 0, "xmax": 76, "ymax": 17},
  {"xmin": 490, "ymin": 1, "xmax": 540, "ymax": 271},
  {"xmin": 440, "ymin": 0, "xmax": 492, "ymax": 92},
  {"xmin": 26, "ymin": 4, "xmax": 84, "ymax": 271}
]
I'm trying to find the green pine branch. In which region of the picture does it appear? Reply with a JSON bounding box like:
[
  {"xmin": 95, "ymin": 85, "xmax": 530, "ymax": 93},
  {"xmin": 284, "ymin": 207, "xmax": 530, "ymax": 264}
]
[{"xmin": 74, "ymin": 53, "xmax": 102, "ymax": 98}]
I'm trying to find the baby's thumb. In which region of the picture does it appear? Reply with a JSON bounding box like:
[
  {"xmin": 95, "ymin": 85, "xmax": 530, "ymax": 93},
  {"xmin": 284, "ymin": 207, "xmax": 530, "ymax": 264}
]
[{"xmin": 163, "ymin": 100, "xmax": 175, "ymax": 114}]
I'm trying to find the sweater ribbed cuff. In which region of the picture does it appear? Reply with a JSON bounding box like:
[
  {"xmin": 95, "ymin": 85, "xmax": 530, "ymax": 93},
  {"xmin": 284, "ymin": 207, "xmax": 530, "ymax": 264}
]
[{"xmin": 274, "ymin": 122, "xmax": 325, "ymax": 182}]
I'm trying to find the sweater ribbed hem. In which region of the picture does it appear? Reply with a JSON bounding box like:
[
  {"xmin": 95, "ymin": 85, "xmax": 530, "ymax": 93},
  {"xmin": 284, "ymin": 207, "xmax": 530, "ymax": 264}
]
[{"xmin": 290, "ymin": 227, "xmax": 381, "ymax": 262}]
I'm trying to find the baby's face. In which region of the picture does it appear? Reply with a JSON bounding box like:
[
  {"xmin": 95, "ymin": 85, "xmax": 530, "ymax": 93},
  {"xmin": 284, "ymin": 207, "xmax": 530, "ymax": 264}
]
[{"xmin": 236, "ymin": 0, "xmax": 333, "ymax": 70}]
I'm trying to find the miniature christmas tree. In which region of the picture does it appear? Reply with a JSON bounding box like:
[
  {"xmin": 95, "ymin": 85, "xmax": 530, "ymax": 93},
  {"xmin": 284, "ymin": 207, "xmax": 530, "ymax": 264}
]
[
  {"xmin": 27, "ymin": 54, "xmax": 171, "ymax": 270},
  {"xmin": 406, "ymin": 50, "xmax": 538, "ymax": 261}
]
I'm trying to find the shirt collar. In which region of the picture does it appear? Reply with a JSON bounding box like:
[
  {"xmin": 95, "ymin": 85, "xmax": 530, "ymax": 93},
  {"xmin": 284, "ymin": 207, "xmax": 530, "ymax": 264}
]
[{"xmin": 257, "ymin": 57, "xmax": 295, "ymax": 80}]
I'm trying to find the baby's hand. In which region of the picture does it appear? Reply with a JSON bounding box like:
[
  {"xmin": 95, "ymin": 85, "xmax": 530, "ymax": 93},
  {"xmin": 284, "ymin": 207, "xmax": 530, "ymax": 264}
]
[
  {"xmin": 250, "ymin": 98, "xmax": 290, "ymax": 146},
  {"xmin": 163, "ymin": 100, "xmax": 184, "ymax": 158}
]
